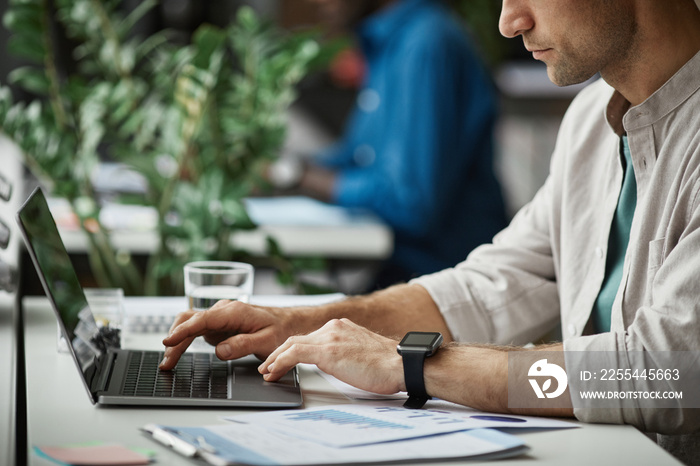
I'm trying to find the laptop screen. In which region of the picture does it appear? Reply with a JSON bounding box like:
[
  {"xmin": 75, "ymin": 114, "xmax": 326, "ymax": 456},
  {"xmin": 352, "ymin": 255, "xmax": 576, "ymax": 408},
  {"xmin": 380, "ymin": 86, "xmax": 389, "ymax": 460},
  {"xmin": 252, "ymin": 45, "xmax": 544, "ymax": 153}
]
[{"xmin": 17, "ymin": 188, "xmax": 107, "ymax": 384}]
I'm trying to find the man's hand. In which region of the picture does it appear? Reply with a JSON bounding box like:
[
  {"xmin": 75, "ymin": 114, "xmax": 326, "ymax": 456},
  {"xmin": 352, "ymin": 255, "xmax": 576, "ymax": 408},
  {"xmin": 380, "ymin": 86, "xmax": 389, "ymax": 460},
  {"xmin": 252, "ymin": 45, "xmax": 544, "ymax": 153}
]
[
  {"xmin": 159, "ymin": 299, "xmax": 306, "ymax": 370},
  {"xmin": 259, "ymin": 318, "xmax": 405, "ymax": 395}
]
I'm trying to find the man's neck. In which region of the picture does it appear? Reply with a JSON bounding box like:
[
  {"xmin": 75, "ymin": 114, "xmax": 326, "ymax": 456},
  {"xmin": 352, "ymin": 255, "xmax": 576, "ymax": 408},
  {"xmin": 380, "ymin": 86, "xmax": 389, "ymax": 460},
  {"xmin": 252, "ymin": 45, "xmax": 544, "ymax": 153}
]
[{"xmin": 602, "ymin": 1, "xmax": 700, "ymax": 106}]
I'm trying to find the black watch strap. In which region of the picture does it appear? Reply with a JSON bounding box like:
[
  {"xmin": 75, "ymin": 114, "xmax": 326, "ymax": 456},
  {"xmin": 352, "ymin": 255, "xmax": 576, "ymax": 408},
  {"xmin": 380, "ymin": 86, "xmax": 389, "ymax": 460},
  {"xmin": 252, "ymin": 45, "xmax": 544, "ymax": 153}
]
[{"xmin": 401, "ymin": 350, "xmax": 430, "ymax": 409}]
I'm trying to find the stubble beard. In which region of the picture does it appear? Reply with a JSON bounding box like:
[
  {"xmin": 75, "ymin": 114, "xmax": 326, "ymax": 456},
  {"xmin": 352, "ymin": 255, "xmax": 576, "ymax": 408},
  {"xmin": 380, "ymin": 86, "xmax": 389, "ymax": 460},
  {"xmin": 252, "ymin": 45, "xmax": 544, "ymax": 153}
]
[{"xmin": 543, "ymin": 3, "xmax": 638, "ymax": 87}]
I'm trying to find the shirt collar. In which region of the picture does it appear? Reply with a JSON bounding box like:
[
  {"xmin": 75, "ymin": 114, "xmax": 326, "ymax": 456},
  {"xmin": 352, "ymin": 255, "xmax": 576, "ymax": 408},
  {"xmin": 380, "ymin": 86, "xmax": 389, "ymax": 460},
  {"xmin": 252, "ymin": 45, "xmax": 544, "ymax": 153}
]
[
  {"xmin": 356, "ymin": 0, "xmax": 430, "ymax": 56},
  {"xmin": 605, "ymin": 49, "xmax": 700, "ymax": 134},
  {"xmin": 606, "ymin": 90, "xmax": 631, "ymax": 137}
]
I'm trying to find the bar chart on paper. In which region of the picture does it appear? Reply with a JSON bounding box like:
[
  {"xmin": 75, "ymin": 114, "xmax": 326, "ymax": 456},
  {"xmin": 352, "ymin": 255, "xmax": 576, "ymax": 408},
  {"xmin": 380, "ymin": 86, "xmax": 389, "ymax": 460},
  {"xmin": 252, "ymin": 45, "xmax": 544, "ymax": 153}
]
[
  {"xmin": 229, "ymin": 405, "xmax": 474, "ymax": 447},
  {"xmin": 286, "ymin": 409, "xmax": 413, "ymax": 431},
  {"xmin": 227, "ymin": 404, "xmax": 578, "ymax": 448}
]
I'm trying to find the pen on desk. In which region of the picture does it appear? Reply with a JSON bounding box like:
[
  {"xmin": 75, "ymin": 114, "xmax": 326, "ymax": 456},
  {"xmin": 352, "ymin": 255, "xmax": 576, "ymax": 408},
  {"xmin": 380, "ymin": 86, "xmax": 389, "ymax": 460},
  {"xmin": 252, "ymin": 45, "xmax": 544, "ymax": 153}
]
[
  {"xmin": 176, "ymin": 429, "xmax": 218, "ymax": 454},
  {"xmin": 161, "ymin": 426, "xmax": 218, "ymax": 454},
  {"xmin": 144, "ymin": 425, "xmax": 199, "ymax": 457}
]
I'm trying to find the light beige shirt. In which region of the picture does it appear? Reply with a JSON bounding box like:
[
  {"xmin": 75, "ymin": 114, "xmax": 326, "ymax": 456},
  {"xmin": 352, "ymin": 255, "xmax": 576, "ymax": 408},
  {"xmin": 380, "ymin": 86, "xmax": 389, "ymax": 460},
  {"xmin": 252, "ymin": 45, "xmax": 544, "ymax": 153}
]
[{"xmin": 414, "ymin": 50, "xmax": 700, "ymax": 433}]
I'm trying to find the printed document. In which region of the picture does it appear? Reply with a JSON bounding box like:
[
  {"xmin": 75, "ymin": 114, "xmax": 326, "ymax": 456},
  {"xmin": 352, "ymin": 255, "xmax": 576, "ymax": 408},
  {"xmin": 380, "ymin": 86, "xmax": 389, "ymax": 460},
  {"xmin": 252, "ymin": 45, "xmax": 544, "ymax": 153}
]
[
  {"xmin": 143, "ymin": 423, "xmax": 529, "ymax": 465},
  {"xmin": 226, "ymin": 403, "xmax": 577, "ymax": 448}
]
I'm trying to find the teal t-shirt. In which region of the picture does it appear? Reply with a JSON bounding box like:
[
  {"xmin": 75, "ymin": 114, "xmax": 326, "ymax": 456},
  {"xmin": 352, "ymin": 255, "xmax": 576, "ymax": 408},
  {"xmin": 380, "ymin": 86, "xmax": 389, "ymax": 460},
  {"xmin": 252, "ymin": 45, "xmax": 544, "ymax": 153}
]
[{"xmin": 591, "ymin": 135, "xmax": 637, "ymax": 333}]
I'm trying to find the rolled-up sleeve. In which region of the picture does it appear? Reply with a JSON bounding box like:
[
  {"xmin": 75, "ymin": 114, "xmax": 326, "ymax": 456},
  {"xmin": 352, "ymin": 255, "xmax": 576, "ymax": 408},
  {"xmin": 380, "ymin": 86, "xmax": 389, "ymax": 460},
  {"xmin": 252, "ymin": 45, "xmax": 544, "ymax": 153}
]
[{"xmin": 412, "ymin": 174, "xmax": 561, "ymax": 346}]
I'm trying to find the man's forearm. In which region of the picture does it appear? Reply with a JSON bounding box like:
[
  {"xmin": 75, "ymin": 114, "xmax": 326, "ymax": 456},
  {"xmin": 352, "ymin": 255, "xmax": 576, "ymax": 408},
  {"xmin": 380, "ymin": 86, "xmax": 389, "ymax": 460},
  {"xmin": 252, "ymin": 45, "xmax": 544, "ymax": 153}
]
[
  {"xmin": 290, "ymin": 284, "xmax": 454, "ymax": 342},
  {"xmin": 423, "ymin": 342, "xmax": 574, "ymax": 417}
]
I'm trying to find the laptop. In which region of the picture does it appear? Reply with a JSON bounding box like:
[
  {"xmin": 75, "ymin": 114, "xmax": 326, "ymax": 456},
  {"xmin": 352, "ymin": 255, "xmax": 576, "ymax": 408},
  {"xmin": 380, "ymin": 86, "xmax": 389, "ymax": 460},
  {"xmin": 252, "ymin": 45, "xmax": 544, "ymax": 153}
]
[{"xmin": 16, "ymin": 187, "xmax": 303, "ymax": 408}]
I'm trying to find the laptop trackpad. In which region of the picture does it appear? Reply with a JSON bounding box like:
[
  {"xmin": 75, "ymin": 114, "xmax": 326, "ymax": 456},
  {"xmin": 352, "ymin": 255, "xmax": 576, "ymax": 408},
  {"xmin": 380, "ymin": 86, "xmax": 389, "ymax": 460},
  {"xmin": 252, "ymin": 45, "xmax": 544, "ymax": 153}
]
[{"xmin": 230, "ymin": 356, "xmax": 301, "ymax": 405}]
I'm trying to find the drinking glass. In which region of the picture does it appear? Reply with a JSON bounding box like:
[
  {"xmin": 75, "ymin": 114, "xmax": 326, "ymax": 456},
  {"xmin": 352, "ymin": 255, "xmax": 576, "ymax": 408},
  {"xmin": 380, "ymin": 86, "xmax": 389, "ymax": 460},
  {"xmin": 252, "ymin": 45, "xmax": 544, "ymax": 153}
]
[{"xmin": 184, "ymin": 261, "xmax": 255, "ymax": 311}]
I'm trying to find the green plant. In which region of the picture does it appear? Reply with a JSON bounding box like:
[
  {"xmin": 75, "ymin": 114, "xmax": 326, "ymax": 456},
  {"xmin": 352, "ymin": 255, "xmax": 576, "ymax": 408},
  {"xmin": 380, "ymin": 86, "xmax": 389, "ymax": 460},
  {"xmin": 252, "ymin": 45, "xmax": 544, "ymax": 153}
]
[{"xmin": 0, "ymin": 0, "xmax": 320, "ymax": 295}]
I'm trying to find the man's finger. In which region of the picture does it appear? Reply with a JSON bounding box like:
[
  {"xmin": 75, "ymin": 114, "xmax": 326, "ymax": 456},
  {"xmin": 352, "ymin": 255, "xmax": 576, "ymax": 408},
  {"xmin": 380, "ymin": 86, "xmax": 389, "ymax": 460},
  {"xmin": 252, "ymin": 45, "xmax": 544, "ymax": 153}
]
[
  {"xmin": 259, "ymin": 321, "xmax": 344, "ymax": 374},
  {"xmin": 262, "ymin": 341, "xmax": 320, "ymax": 382},
  {"xmin": 162, "ymin": 306, "xmax": 230, "ymax": 346},
  {"xmin": 167, "ymin": 310, "xmax": 195, "ymax": 336},
  {"xmin": 159, "ymin": 335, "xmax": 196, "ymax": 370},
  {"xmin": 258, "ymin": 335, "xmax": 299, "ymax": 374},
  {"xmin": 216, "ymin": 327, "xmax": 280, "ymax": 361}
]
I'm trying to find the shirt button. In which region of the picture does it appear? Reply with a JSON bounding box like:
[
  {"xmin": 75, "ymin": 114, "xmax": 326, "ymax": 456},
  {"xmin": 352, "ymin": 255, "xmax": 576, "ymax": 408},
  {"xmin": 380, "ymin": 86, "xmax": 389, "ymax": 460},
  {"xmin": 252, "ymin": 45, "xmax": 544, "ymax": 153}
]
[
  {"xmin": 568, "ymin": 324, "xmax": 577, "ymax": 336},
  {"xmin": 595, "ymin": 247, "xmax": 604, "ymax": 259}
]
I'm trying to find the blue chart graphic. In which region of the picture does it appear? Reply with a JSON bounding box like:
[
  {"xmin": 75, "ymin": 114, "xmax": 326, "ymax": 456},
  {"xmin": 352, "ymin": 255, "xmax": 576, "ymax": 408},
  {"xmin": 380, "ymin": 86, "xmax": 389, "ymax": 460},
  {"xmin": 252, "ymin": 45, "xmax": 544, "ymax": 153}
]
[{"xmin": 285, "ymin": 409, "xmax": 413, "ymax": 431}]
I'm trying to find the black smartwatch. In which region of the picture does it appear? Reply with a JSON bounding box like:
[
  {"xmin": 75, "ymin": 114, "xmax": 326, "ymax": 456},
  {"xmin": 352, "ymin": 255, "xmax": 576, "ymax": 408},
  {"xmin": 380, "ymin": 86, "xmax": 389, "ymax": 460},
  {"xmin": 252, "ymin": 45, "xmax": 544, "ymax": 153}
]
[{"xmin": 396, "ymin": 331, "xmax": 443, "ymax": 409}]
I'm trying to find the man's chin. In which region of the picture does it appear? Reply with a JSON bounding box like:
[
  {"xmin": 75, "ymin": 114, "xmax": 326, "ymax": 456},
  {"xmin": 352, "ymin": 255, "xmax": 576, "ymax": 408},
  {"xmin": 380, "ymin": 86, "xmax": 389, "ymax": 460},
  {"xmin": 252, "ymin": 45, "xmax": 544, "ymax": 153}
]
[{"xmin": 546, "ymin": 67, "xmax": 596, "ymax": 88}]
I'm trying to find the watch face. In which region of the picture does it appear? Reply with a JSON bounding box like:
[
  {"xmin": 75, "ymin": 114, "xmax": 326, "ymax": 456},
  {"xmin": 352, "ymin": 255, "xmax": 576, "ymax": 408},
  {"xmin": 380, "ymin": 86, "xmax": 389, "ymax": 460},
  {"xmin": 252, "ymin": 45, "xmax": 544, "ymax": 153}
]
[{"xmin": 398, "ymin": 332, "xmax": 442, "ymax": 352}]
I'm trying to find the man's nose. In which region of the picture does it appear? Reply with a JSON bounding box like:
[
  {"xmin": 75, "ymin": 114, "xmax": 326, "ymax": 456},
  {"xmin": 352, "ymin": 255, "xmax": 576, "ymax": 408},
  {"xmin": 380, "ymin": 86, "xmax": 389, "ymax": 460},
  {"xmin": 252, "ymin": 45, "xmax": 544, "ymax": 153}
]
[{"xmin": 499, "ymin": 0, "xmax": 534, "ymax": 38}]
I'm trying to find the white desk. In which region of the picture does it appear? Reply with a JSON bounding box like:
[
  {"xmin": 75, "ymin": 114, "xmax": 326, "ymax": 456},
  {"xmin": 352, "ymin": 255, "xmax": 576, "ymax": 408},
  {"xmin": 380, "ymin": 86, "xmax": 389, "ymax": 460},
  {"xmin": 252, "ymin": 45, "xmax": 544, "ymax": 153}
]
[{"xmin": 23, "ymin": 297, "xmax": 681, "ymax": 466}]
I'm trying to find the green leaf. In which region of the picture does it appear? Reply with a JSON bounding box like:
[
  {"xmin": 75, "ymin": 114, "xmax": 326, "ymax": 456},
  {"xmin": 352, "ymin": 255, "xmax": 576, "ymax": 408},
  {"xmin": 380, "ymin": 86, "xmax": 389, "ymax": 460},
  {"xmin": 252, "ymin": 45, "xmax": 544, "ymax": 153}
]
[
  {"xmin": 277, "ymin": 269, "xmax": 295, "ymax": 286},
  {"xmin": 3, "ymin": 6, "xmax": 42, "ymax": 31},
  {"xmin": 118, "ymin": 41, "xmax": 137, "ymax": 73},
  {"xmin": 236, "ymin": 6, "xmax": 260, "ymax": 32},
  {"xmin": 7, "ymin": 34, "xmax": 45, "ymax": 62},
  {"xmin": 221, "ymin": 199, "xmax": 256, "ymax": 229},
  {"xmin": 25, "ymin": 100, "xmax": 42, "ymax": 122},
  {"xmin": 266, "ymin": 236, "xmax": 284, "ymax": 258},
  {"xmin": 291, "ymin": 256, "xmax": 326, "ymax": 271},
  {"xmin": 8, "ymin": 67, "xmax": 50, "ymax": 95},
  {"xmin": 134, "ymin": 30, "xmax": 170, "ymax": 61},
  {"xmin": 153, "ymin": 255, "xmax": 181, "ymax": 279},
  {"xmin": 191, "ymin": 24, "xmax": 226, "ymax": 70},
  {"xmin": 117, "ymin": 0, "xmax": 158, "ymax": 36}
]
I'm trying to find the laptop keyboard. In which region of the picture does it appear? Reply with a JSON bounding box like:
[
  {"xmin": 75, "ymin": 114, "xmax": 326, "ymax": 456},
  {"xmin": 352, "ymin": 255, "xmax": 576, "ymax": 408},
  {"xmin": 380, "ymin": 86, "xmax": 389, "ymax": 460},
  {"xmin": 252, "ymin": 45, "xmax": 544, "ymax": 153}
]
[{"xmin": 121, "ymin": 351, "xmax": 229, "ymax": 399}]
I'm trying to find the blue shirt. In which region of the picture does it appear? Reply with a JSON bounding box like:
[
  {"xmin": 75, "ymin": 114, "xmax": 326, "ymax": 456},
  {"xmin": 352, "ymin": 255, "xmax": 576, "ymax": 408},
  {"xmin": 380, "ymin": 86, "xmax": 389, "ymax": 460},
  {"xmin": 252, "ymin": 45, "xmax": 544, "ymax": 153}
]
[{"xmin": 318, "ymin": 0, "xmax": 507, "ymax": 277}]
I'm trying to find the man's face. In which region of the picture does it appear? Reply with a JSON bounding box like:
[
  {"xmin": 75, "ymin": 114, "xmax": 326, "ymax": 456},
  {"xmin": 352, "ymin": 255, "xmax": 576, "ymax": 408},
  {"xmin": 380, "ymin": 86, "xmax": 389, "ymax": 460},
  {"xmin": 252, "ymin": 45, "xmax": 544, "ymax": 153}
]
[
  {"xmin": 499, "ymin": 0, "xmax": 638, "ymax": 86},
  {"xmin": 307, "ymin": 0, "xmax": 377, "ymax": 31}
]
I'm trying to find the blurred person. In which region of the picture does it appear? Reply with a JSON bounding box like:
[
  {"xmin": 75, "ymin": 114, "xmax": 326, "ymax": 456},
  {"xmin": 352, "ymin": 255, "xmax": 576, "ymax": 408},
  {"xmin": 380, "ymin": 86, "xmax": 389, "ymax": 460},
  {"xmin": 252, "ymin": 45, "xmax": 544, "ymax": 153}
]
[{"xmin": 269, "ymin": 0, "xmax": 507, "ymax": 289}]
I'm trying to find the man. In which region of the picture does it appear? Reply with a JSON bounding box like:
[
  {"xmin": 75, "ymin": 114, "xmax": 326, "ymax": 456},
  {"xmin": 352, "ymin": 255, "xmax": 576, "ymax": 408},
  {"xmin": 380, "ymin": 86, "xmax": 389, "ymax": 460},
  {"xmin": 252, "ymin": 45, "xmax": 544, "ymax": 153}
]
[
  {"xmin": 162, "ymin": 0, "xmax": 700, "ymax": 461},
  {"xmin": 268, "ymin": 0, "xmax": 507, "ymax": 287}
]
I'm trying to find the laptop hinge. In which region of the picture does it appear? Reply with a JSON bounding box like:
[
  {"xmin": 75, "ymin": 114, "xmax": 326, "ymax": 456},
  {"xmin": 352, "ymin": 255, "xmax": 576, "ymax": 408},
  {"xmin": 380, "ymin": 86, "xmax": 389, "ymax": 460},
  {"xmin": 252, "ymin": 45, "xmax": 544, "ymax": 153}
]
[{"xmin": 93, "ymin": 350, "xmax": 117, "ymax": 394}]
